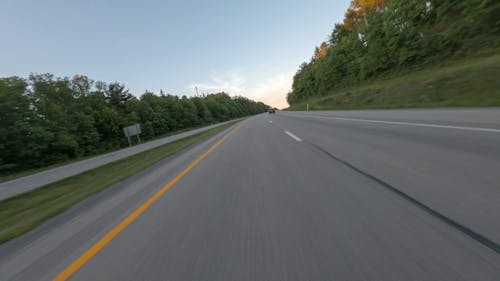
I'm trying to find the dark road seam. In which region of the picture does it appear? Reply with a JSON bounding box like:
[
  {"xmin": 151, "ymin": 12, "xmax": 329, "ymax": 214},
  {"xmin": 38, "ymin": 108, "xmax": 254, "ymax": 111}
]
[{"xmin": 305, "ymin": 141, "xmax": 500, "ymax": 255}]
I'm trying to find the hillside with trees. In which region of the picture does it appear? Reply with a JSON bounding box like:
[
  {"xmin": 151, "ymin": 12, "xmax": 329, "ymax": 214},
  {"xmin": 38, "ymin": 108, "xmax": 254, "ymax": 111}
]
[
  {"xmin": 0, "ymin": 74, "xmax": 268, "ymax": 174},
  {"xmin": 287, "ymin": 0, "xmax": 500, "ymax": 107}
]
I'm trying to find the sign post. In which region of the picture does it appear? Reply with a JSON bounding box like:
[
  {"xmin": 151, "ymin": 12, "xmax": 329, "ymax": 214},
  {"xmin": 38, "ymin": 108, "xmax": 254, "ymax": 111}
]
[{"xmin": 123, "ymin": 124, "xmax": 142, "ymax": 146}]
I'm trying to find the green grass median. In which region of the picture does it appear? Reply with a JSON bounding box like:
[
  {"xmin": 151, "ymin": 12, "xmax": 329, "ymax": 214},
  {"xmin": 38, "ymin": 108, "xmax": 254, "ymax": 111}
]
[{"xmin": 0, "ymin": 121, "xmax": 237, "ymax": 244}]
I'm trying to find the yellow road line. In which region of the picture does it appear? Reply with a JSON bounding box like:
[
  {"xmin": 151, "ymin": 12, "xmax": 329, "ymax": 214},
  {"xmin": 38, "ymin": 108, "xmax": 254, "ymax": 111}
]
[{"xmin": 53, "ymin": 124, "xmax": 241, "ymax": 281}]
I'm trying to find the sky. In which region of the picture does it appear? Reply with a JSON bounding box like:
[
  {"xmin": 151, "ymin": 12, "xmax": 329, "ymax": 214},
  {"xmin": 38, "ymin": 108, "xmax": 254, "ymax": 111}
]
[{"xmin": 0, "ymin": 0, "xmax": 351, "ymax": 108}]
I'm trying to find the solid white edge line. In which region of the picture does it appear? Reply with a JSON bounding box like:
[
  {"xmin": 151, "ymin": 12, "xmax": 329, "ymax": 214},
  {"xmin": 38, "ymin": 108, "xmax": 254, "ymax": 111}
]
[
  {"xmin": 284, "ymin": 130, "xmax": 302, "ymax": 142},
  {"xmin": 294, "ymin": 114, "xmax": 500, "ymax": 133}
]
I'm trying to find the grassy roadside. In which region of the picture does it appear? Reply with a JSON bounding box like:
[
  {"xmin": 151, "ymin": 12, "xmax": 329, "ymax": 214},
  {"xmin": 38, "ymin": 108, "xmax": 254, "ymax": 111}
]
[
  {"xmin": 0, "ymin": 121, "xmax": 234, "ymax": 184},
  {"xmin": 0, "ymin": 121, "xmax": 237, "ymax": 244},
  {"xmin": 287, "ymin": 52, "xmax": 500, "ymax": 110}
]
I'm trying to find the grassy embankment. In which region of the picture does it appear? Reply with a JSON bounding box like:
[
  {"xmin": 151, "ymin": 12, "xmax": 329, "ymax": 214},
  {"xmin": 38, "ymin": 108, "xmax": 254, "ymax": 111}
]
[
  {"xmin": 288, "ymin": 52, "xmax": 500, "ymax": 110},
  {"xmin": 0, "ymin": 121, "xmax": 236, "ymax": 244}
]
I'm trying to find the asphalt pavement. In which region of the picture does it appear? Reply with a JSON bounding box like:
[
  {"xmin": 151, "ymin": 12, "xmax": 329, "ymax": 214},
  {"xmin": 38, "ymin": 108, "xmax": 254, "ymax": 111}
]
[{"xmin": 1, "ymin": 108, "xmax": 499, "ymax": 280}]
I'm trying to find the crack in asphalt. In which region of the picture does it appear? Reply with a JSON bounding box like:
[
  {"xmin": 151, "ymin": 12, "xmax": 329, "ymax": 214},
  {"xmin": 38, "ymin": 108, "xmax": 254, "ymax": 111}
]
[{"xmin": 303, "ymin": 140, "xmax": 500, "ymax": 256}]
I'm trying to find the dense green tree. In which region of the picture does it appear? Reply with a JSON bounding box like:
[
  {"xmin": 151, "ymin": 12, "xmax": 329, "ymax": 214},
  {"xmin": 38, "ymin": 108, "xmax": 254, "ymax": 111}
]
[
  {"xmin": 105, "ymin": 83, "xmax": 133, "ymax": 112},
  {"xmin": 287, "ymin": 0, "xmax": 499, "ymax": 105},
  {"xmin": 0, "ymin": 77, "xmax": 31, "ymax": 171},
  {"xmin": 0, "ymin": 74, "xmax": 268, "ymax": 174}
]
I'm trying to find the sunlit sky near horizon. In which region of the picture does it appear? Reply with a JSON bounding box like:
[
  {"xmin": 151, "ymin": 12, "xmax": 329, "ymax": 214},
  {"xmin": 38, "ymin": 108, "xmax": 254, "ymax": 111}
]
[{"xmin": 1, "ymin": 0, "xmax": 351, "ymax": 108}]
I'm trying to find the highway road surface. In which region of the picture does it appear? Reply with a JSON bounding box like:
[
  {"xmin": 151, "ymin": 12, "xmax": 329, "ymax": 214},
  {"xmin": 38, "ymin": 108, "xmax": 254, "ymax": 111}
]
[
  {"xmin": 0, "ymin": 119, "xmax": 239, "ymax": 200},
  {"xmin": 1, "ymin": 108, "xmax": 500, "ymax": 280}
]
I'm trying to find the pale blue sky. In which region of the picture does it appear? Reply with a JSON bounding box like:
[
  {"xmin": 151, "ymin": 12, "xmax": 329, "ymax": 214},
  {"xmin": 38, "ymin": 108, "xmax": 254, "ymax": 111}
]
[{"xmin": 1, "ymin": 0, "xmax": 351, "ymax": 108}]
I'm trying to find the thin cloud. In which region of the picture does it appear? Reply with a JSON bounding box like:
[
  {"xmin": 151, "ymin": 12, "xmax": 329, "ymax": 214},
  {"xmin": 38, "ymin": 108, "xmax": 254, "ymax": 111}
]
[
  {"xmin": 247, "ymin": 72, "xmax": 292, "ymax": 109},
  {"xmin": 190, "ymin": 71, "xmax": 245, "ymax": 95},
  {"xmin": 189, "ymin": 70, "xmax": 292, "ymax": 109}
]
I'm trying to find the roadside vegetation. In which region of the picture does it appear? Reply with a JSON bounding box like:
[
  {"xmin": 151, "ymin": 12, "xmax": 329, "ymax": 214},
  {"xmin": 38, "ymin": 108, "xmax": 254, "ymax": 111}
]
[
  {"xmin": 0, "ymin": 121, "xmax": 235, "ymax": 184},
  {"xmin": 0, "ymin": 121, "xmax": 236, "ymax": 244},
  {"xmin": 288, "ymin": 52, "xmax": 500, "ymax": 110},
  {"xmin": 0, "ymin": 76, "xmax": 268, "ymax": 176},
  {"xmin": 287, "ymin": 0, "xmax": 500, "ymax": 109}
]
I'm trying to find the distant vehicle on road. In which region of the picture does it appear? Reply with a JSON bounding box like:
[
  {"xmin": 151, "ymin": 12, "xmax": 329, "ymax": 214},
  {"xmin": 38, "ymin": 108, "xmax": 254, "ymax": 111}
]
[{"xmin": 268, "ymin": 108, "xmax": 276, "ymax": 114}]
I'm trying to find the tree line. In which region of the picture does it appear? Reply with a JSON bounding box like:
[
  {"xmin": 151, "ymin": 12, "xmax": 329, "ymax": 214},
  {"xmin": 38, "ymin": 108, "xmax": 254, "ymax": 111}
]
[
  {"xmin": 0, "ymin": 74, "xmax": 269, "ymax": 174},
  {"xmin": 287, "ymin": 0, "xmax": 499, "ymax": 104}
]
